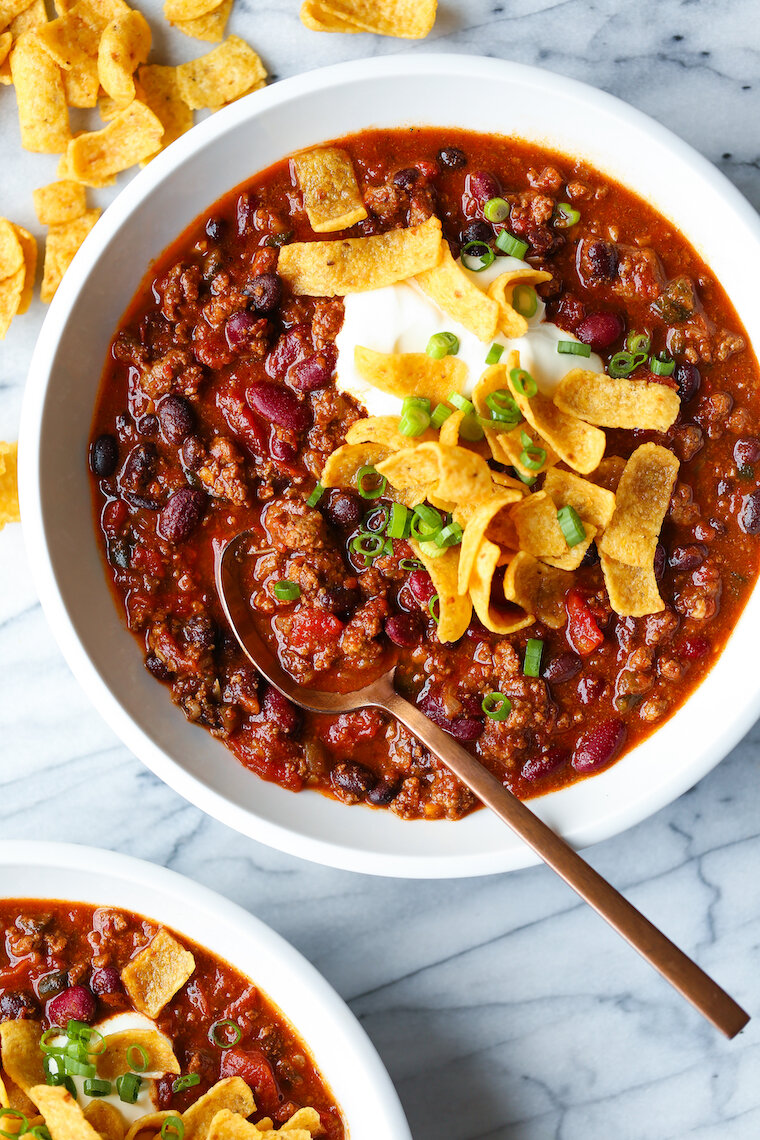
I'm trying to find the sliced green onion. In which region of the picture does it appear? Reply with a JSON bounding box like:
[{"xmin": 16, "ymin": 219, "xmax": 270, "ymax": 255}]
[
  {"xmin": 430, "ymin": 402, "xmax": 452, "ymax": 429},
  {"xmin": 557, "ymin": 340, "xmax": 591, "ymax": 357},
  {"xmin": 208, "ymin": 1019, "xmax": 242, "ymax": 1050},
  {"xmin": 608, "ymin": 349, "xmax": 647, "ymax": 378},
  {"xmin": 127, "ymin": 1044, "xmax": 150, "ymax": 1073},
  {"xmin": 399, "ymin": 407, "xmax": 431, "ymax": 437},
  {"xmin": 356, "ymin": 464, "xmax": 387, "ymax": 499},
  {"xmin": 485, "ymin": 389, "xmax": 519, "ymax": 422},
  {"xmin": 402, "ymin": 396, "xmax": 431, "ymax": 413},
  {"xmin": 649, "ymin": 352, "xmax": 675, "ymax": 377},
  {"xmin": 484, "ymin": 196, "xmax": 510, "ymax": 223},
  {"xmin": 172, "ymin": 1073, "xmax": 202, "ymax": 1094},
  {"xmin": 350, "ymin": 533, "xmax": 385, "ymax": 564},
  {"xmin": 361, "ymin": 505, "xmax": 388, "ymax": 533},
  {"xmin": 477, "ymin": 415, "xmax": 512, "ymax": 434},
  {"xmin": 386, "ymin": 502, "xmax": 409, "ymax": 539},
  {"xmin": 626, "ymin": 331, "xmax": 651, "ymax": 355},
  {"xmin": 512, "ymin": 283, "xmax": 538, "ymax": 318},
  {"xmin": 461, "ymin": 240, "xmax": 495, "ymax": 272},
  {"xmin": 83, "ymin": 1078, "xmax": 112, "ymax": 1098},
  {"xmin": 426, "ymin": 332, "xmax": 459, "ymax": 360},
  {"xmin": 519, "ymin": 431, "xmax": 546, "ymax": 472},
  {"xmin": 116, "ymin": 1074, "xmax": 142, "ymax": 1105},
  {"xmin": 399, "ymin": 558, "xmax": 424, "ymax": 570},
  {"xmin": 449, "ymin": 392, "xmax": 475, "ymax": 415},
  {"xmin": 485, "ymin": 343, "xmax": 504, "ymax": 365},
  {"xmin": 306, "ymin": 483, "xmax": 324, "ymax": 508},
  {"xmin": 458, "ymin": 414, "xmax": 484, "ymax": 442},
  {"xmin": 161, "ymin": 1117, "xmax": 185, "ymax": 1140},
  {"xmin": 273, "ymin": 580, "xmax": 300, "ymax": 601},
  {"xmin": 514, "ymin": 467, "xmax": 537, "ymax": 487},
  {"xmin": 411, "ymin": 504, "xmax": 443, "ymax": 541},
  {"xmin": 0, "ymin": 1109, "xmax": 28, "ymax": 1139},
  {"xmin": 435, "ymin": 522, "xmax": 463, "ymax": 548},
  {"xmin": 523, "ymin": 638, "xmax": 544, "ymax": 678},
  {"xmin": 40, "ymin": 1027, "xmax": 65, "ymax": 1053},
  {"xmin": 428, "ymin": 594, "xmax": 440, "ymax": 622},
  {"xmin": 554, "ymin": 202, "xmax": 581, "ymax": 228},
  {"xmin": 30, "ymin": 1128, "xmax": 53, "ymax": 1140},
  {"xmin": 509, "ymin": 368, "xmax": 538, "ymax": 398},
  {"xmin": 495, "ymin": 230, "xmax": 528, "ymax": 259},
  {"xmin": 557, "ymin": 505, "xmax": 586, "ymax": 547},
  {"xmin": 63, "ymin": 1056, "xmax": 96, "ymax": 1078},
  {"xmin": 418, "ymin": 539, "xmax": 446, "ymax": 560},
  {"xmin": 481, "ymin": 692, "xmax": 512, "ymax": 721}
]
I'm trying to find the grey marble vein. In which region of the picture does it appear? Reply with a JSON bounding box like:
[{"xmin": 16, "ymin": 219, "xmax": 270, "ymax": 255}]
[{"xmin": 1, "ymin": 2, "xmax": 760, "ymax": 1137}]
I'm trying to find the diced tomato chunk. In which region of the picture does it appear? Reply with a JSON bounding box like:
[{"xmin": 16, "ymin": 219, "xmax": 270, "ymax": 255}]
[
  {"xmin": 220, "ymin": 1048, "xmax": 281, "ymax": 1116},
  {"xmin": 565, "ymin": 588, "xmax": 605, "ymax": 656},
  {"xmin": 216, "ymin": 390, "xmax": 267, "ymax": 456},
  {"xmin": 323, "ymin": 708, "xmax": 384, "ymax": 754},
  {"xmin": 287, "ymin": 609, "xmax": 344, "ymax": 651}
]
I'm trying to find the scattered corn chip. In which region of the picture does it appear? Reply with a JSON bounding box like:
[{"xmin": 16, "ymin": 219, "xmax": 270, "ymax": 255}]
[
  {"xmin": 207, "ymin": 1112, "xmax": 259, "ymax": 1140},
  {"xmin": 486, "ymin": 267, "xmax": 552, "ymax": 339},
  {"xmin": 0, "ymin": 1023, "xmax": 45, "ymax": 1095},
  {"xmin": 0, "ymin": 264, "xmax": 25, "ymax": 338},
  {"xmin": 278, "ymin": 215, "xmax": 442, "ymax": 296},
  {"xmin": 83, "ymin": 1102, "xmax": 125, "ymax": 1140},
  {"xmin": 599, "ymin": 443, "xmax": 679, "ymax": 569},
  {"xmin": 124, "ymin": 1112, "xmax": 174, "ymax": 1140},
  {"xmin": 176, "ymin": 36, "xmax": 266, "ymax": 109},
  {"xmin": 10, "ymin": 30, "xmax": 71, "ymax": 152},
  {"xmin": 164, "ymin": 0, "xmax": 223, "ymax": 20},
  {"xmin": 512, "ymin": 490, "xmax": 572, "ymax": 559},
  {"xmin": 354, "ymin": 346, "xmax": 465, "ymax": 406},
  {"xmin": 0, "ymin": 0, "xmax": 35, "ymax": 29},
  {"xmin": 469, "ymin": 541, "xmax": 533, "ymax": 635},
  {"xmin": 98, "ymin": 9, "xmax": 151, "ymax": 107},
  {"xmin": 30, "ymin": 1085, "xmax": 101, "ymax": 1140},
  {"xmin": 601, "ymin": 553, "xmax": 664, "ymax": 617},
  {"xmin": 507, "ymin": 357, "xmax": 605, "ymax": 475},
  {"xmin": 121, "ymin": 929, "xmax": 196, "ymax": 1019},
  {"xmin": 0, "ymin": 442, "xmax": 20, "ymax": 525},
  {"xmin": 171, "ymin": 0, "xmax": 232, "ymax": 42},
  {"xmin": 63, "ymin": 57, "xmax": 99, "ymax": 107},
  {"xmin": 457, "ymin": 492, "xmax": 521, "ymax": 594},
  {"xmin": 0, "ymin": 31, "xmax": 12, "ymax": 66},
  {"xmin": 299, "ymin": 0, "xmax": 436, "ymax": 37},
  {"xmin": 12, "ymin": 224, "xmax": 37, "ymax": 314},
  {"xmin": 344, "ymin": 414, "xmax": 436, "ymax": 450},
  {"xmin": 292, "ymin": 146, "xmax": 367, "ymax": 233},
  {"xmin": 41, "ymin": 208, "xmax": 100, "ymax": 302},
  {"xmin": 62, "ymin": 100, "xmax": 164, "ymax": 185},
  {"xmin": 503, "ymin": 551, "xmax": 570, "ymax": 629},
  {"xmin": 0, "ymin": 1071, "xmax": 36, "ymax": 1115},
  {"xmin": 415, "ymin": 241, "xmax": 498, "ymax": 342},
  {"xmin": 182, "ymin": 1078, "xmax": 255, "ymax": 1140},
  {"xmin": 97, "ymin": 1029, "xmax": 180, "ymax": 1081},
  {"xmin": 0, "ymin": 218, "xmax": 25, "ymax": 279},
  {"xmin": 33, "ymin": 179, "xmax": 86, "ymax": 225},
  {"xmin": 320, "ymin": 441, "xmax": 392, "ymax": 490},
  {"xmin": 137, "ymin": 64, "xmax": 193, "ymax": 160},
  {"xmin": 542, "ymin": 466, "xmax": 615, "ymax": 533},
  {"xmin": 409, "ymin": 538, "xmax": 471, "ymax": 643},
  {"xmin": 554, "ymin": 368, "xmax": 681, "ymax": 432}
]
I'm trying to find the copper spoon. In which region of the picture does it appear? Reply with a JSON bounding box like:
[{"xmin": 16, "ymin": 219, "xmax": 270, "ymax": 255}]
[{"xmin": 216, "ymin": 532, "xmax": 749, "ymax": 1039}]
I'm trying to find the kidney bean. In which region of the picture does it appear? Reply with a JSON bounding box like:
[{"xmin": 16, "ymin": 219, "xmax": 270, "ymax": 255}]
[
  {"xmin": 576, "ymin": 311, "xmax": 625, "ymax": 351},
  {"xmin": 653, "ymin": 543, "xmax": 666, "ymax": 581},
  {"xmin": 674, "ymin": 361, "xmax": 701, "ymax": 404},
  {"xmin": 0, "ymin": 991, "xmax": 39, "ymax": 1019},
  {"xmin": 572, "ymin": 719, "xmax": 626, "ymax": 773},
  {"xmin": 289, "ymin": 348, "xmax": 337, "ymax": 392},
  {"xmin": 263, "ymin": 685, "xmax": 302, "ymax": 735},
  {"xmin": 438, "ymin": 146, "xmax": 466, "ymax": 169},
  {"xmin": 90, "ymin": 967, "xmax": 123, "ymax": 996},
  {"xmin": 90, "ymin": 434, "xmax": 118, "ymax": 477},
  {"xmin": 265, "ymin": 325, "xmax": 311, "ymax": 379},
  {"xmin": 225, "ymin": 311, "xmax": 258, "ymax": 350},
  {"xmin": 385, "ymin": 613, "xmax": 423, "ymax": 648},
  {"xmin": 738, "ymin": 490, "xmax": 760, "ymax": 534},
  {"xmin": 48, "ymin": 984, "xmax": 96, "ymax": 1025},
  {"xmin": 331, "ymin": 761, "xmax": 376, "ymax": 801},
  {"xmin": 669, "ymin": 543, "xmax": 707, "ymax": 572},
  {"xmin": 584, "ymin": 239, "xmax": 618, "ymax": 281},
  {"xmin": 268, "ymin": 431, "xmax": 297, "ymax": 466},
  {"xmin": 393, "ymin": 167, "xmax": 420, "ymax": 189},
  {"xmin": 366, "ymin": 779, "xmax": 399, "ymax": 806},
  {"xmin": 158, "ymin": 394, "xmax": 194, "ymax": 444},
  {"xmin": 521, "ymin": 747, "xmax": 569, "ymax": 783},
  {"xmin": 578, "ymin": 675, "xmax": 605, "ymax": 705},
  {"xmin": 542, "ymin": 652, "xmax": 582, "ymax": 685},
  {"xmin": 325, "ymin": 489, "xmax": 363, "ymax": 530},
  {"xmin": 246, "ymin": 382, "xmax": 311, "ymax": 433},
  {"xmin": 157, "ymin": 487, "xmax": 207, "ymax": 544},
  {"xmin": 733, "ymin": 437, "xmax": 760, "ymax": 468},
  {"xmin": 236, "ymin": 192, "xmax": 256, "ymax": 235},
  {"xmin": 217, "ymin": 390, "xmax": 267, "ymax": 455},
  {"xmin": 466, "ymin": 170, "xmax": 501, "ymax": 205},
  {"xmin": 420, "ymin": 691, "xmax": 484, "ymax": 741},
  {"xmin": 181, "ymin": 435, "xmax": 206, "ymax": 470},
  {"xmin": 120, "ymin": 443, "xmax": 155, "ymax": 492},
  {"xmin": 460, "ymin": 220, "xmax": 493, "ymax": 246},
  {"xmin": 678, "ymin": 635, "xmax": 710, "ymax": 661},
  {"xmin": 246, "ymin": 271, "xmax": 282, "ymax": 315},
  {"xmin": 137, "ymin": 414, "xmax": 158, "ymax": 437},
  {"xmin": 408, "ymin": 569, "xmax": 436, "ymax": 604}
]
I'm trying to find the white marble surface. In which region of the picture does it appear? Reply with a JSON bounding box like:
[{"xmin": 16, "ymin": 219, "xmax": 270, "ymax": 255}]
[{"xmin": 1, "ymin": 2, "xmax": 760, "ymax": 1137}]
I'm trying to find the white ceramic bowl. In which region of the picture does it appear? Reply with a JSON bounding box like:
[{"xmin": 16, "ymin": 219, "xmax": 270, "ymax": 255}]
[
  {"xmin": 0, "ymin": 840, "xmax": 410, "ymax": 1139},
  {"xmin": 20, "ymin": 55, "xmax": 760, "ymax": 878}
]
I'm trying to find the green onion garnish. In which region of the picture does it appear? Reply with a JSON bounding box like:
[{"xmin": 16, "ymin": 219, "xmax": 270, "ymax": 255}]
[
  {"xmin": 356, "ymin": 464, "xmax": 387, "ymax": 499},
  {"xmin": 306, "ymin": 483, "xmax": 324, "ymax": 508},
  {"xmin": 626, "ymin": 331, "xmax": 650, "ymax": 355},
  {"xmin": 0, "ymin": 1109, "xmax": 29, "ymax": 1139},
  {"xmin": 557, "ymin": 505, "xmax": 586, "ymax": 547},
  {"xmin": 40, "ymin": 1028, "xmax": 65, "ymax": 1053},
  {"xmin": 435, "ymin": 522, "xmax": 463, "ymax": 548},
  {"xmin": 161, "ymin": 1117, "xmax": 185, "ymax": 1140},
  {"xmin": 430, "ymin": 402, "xmax": 452, "ymax": 429},
  {"xmin": 519, "ymin": 431, "xmax": 546, "ymax": 472},
  {"xmin": 428, "ymin": 594, "xmax": 441, "ymax": 622},
  {"xmin": 485, "ymin": 343, "xmax": 504, "ymax": 365},
  {"xmin": 608, "ymin": 349, "xmax": 647, "ymax": 378},
  {"xmin": 126, "ymin": 1044, "xmax": 150, "ymax": 1073},
  {"xmin": 449, "ymin": 392, "xmax": 475, "ymax": 415},
  {"xmin": 386, "ymin": 502, "xmax": 409, "ymax": 539},
  {"xmin": 273, "ymin": 580, "xmax": 300, "ymax": 601},
  {"xmin": 411, "ymin": 504, "xmax": 444, "ymax": 541},
  {"xmin": 554, "ymin": 202, "xmax": 581, "ymax": 228},
  {"xmin": 399, "ymin": 406, "xmax": 431, "ymax": 437},
  {"xmin": 481, "ymin": 692, "xmax": 512, "ymax": 720},
  {"xmin": 514, "ymin": 468, "xmax": 537, "ymax": 487},
  {"xmin": 172, "ymin": 1073, "xmax": 202, "ymax": 1094},
  {"xmin": 649, "ymin": 353, "xmax": 675, "ymax": 376},
  {"xmin": 116, "ymin": 1073, "xmax": 142, "ymax": 1104},
  {"xmin": 83, "ymin": 1078, "xmax": 112, "ymax": 1098},
  {"xmin": 399, "ymin": 558, "xmax": 424, "ymax": 570},
  {"xmin": 350, "ymin": 533, "xmax": 385, "ymax": 564},
  {"xmin": 63, "ymin": 1056, "xmax": 96, "ymax": 1078},
  {"xmin": 495, "ymin": 230, "xmax": 528, "ymax": 259},
  {"xmin": 523, "ymin": 638, "xmax": 544, "ymax": 678},
  {"xmin": 483, "ymin": 196, "xmax": 510, "ymax": 223},
  {"xmin": 208, "ymin": 1019, "xmax": 242, "ymax": 1050},
  {"xmin": 509, "ymin": 368, "xmax": 538, "ymax": 398},
  {"xmin": 458, "ymin": 414, "xmax": 484, "ymax": 442},
  {"xmin": 485, "ymin": 389, "xmax": 520, "ymax": 422},
  {"xmin": 361, "ymin": 504, "xmax": 388, "ymax": 533},
  {"xmin": 426, "ymin": 332, "xmax": 459, "ymax": 360},
  {"xmin": 557, "ymin": 340, "xmax": 591, "ymax": 357},
  {"xmin": 461, "ymin": 240, "xmax": 495, "ymax": 272},
  {"xmin": 511, "ymin": 283, "xmax": 538, "ymax": 318},
  {"xmin": 30, "ymin": 1128, "xmax": 53, "ymax": 1140}
]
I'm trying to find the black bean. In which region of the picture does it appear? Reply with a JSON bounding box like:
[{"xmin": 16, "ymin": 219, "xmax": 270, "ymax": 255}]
[
  {"xmin": 37, "ymin": 971, "xmax": 67, "ymax": 998},
  {"xmin": 205, "ymin": 216, "xmax": 225, "ymax": 242},
  {"xmin": 438, "ymin": 146, "xmax": 466, "ymax": 169},
  {"xmin": 318, "ymin": 586, "xmax": 360, "ymax": 620},
  {"xmin": 145, "ymin": 653, "xmax": 171, "ymax": 681},
  {"xmin": 90, "ymin": 434, "xmax": 118, "ymax": 478},
  {"xmin": 246, "ymin": 271, "xmax": 282, "ymax": 315},
  {"xmin": 460, "ymin": 220, "xmax": 492, "ymax": 246},
  {"xmin": 542, "ymin": 652, "xmax": 582, "ymax": 684},
  {"xmin": 669, "ymin": 543, "xmax": 707, "ymax": 572},
  {"xmin": 585, "ymin": 239, "xmax": 618, "ymax": 281},
  {"xmin": 107, "ymin": 538, "xmax": 131, "ymax": 569},
  {"xmin": 653, "ymin": 542, "xmax": 666, "ymax": 581},
  {"xmin": 158, "ymin": 394, "xmax": 195, "ymax": 444},
  {"xmin": 393, "ymin": 167, "xmax": 420, "ymax": 189},
  {"xmin": 184, "ymin": 614, "xmax": 216, "ymax": 651},
  {"xmin": 330, "ymin": 761, "xmax": 376, "ymax": 802},
  {"xmin": 674, "ymin": 361, "xmax": 701, "ymax": 404},
  {"xmin": 136, "ymin": 414, "xmax": 158, "ymax": 437},
  {"xmin": 580, "ymin": 541, "xmax": 599, "ymax": 567},
  {"xmin": 324, "ymin": 489, "xmax": 363, "ymax": 530},
  {"xmin": 120, "ymin": 443, "xmax": 155, "ymax": 491},
  {"xmin": 366, "ymin": 780, "xmax": 399, "ymax": 806},
  {"xmin": 157, "ymin": 487, "xmax": 207, "ymax": 544},
  {"xmin": 0, "ymin": 992, "xmax": 39, "ymax": 1020}
]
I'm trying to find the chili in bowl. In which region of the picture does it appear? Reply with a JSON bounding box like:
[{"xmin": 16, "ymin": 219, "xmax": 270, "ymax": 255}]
[{"xmin": 20, "ymin": 55, "xmax": 760, "ymax": 876}]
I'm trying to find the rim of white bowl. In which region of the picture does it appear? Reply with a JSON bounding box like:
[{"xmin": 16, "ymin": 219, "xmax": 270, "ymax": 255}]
[
  {"xmin": 0, "ymin": 840, "xmax": 411, "ymax": 1139},
  {"xmin": 18, "ymin": 53, "xmax": 760, "ymax": 879}
]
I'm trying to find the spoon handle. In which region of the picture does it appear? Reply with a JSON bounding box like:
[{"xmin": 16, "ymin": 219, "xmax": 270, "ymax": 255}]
[{"xmin": 381, "ymin": 683, "xmax": 749, "ymax": 1039}]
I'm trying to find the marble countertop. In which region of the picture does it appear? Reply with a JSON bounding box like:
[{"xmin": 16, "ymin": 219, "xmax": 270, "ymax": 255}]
[{"xmin": 1, "ymin": 2, "xmax": 760, "ymax": 1137}]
